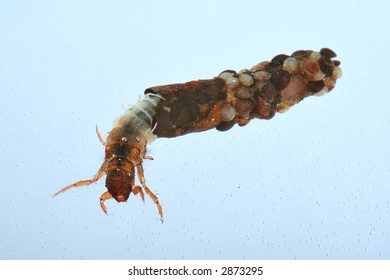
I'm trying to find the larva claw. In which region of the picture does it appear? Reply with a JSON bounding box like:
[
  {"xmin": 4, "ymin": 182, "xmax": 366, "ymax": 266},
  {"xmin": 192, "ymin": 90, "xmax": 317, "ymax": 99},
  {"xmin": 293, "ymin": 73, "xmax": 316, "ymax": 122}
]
[
  {"xmin": 100, "ymin": 191, "xmax": 112, "ymax": 215},
  {"xmin": 132, "ymin": 186, "xmax": 145, "ymax": 203}
]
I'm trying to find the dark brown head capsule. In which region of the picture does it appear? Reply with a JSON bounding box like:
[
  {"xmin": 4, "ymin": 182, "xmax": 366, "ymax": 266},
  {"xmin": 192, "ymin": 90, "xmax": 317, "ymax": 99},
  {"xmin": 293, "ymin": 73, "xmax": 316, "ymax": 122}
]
[
  {"xmin": 104, "ymin": 143, "xmax": 135, "ymax": 202},
  {"xmin": 105, "ymin": 167, "xmax": 132, "ymax": 202}
]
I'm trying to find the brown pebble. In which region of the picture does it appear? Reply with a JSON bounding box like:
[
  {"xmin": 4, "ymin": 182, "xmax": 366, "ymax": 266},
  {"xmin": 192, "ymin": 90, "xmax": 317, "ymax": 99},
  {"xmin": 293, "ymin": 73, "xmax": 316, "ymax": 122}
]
[
  {"xmin": 234, "ymin": 85, "xmax": 251, "ymax": 99},
  {"xmin": 320, "ymin": 48, "xmax": 337, "ymax": 58},
  {"xmin": 253, "ymin": 81, "xmax": 277, "ymax": 119},
  {"xmin": 307, "ymin": 80, "xmax": 325, "ymax": 93},
  {"xmin": 216, "ymin": 120, "xmax": 235, "ymax": 131},
  {"xmin": 301, "ymin": 59, "xmax": 325, "ymax": 81},
  {"xmin": 235, "ymin": 99, "xmax": 254, "ymax": 115},
  {"xmin": 255, "ymin": 102, "xmax": 276, "ymax": 119},
  {"xmin": 270, "ymin": 69, "xmax": 291, "ymax": 90},
  {"xmin": 253, "ymin": 80, "xmax": 277, "ymax": 102},
  {"xmin": 271, "ymin": 54, "xmax": 289, "ymax": 65},
  {"xmin": 318, "ymin": 59, "xmax": 333, "ymax": 77},
  {"xmin": 302, "ymin": 59, "xmax": 320, "ymax": 74},
  {"xmin": 237, "ymin": 118, "xmax": 250, "ymax": 127},
  {"xmin": 291, "ymin": 50, "xmax": 311, "ymax": 58}
]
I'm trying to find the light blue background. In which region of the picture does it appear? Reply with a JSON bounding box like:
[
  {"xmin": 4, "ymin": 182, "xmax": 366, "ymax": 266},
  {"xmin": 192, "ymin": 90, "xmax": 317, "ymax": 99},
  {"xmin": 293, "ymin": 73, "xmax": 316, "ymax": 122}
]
[{"xmin": 1, "ymin": 0, "xmax": 389, "ymax": 259}]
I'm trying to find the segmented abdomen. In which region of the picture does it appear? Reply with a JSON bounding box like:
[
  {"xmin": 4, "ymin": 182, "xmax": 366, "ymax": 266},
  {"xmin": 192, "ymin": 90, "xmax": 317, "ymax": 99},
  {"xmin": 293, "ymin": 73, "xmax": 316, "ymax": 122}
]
[
  {"xmin": 108, "ymin": 94, "xmax": 161, "ymax": 146},
  {"xmin": 104, "ymin": 94, "xmax": 161, "ymax": 200}
]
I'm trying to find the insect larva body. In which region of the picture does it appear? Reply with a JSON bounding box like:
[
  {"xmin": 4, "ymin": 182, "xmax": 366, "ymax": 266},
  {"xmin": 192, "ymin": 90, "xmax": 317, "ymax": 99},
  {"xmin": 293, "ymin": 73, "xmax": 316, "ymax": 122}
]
[
  {"xmin": 54, "ymin": 94, "xmax": 164, "ymax": 221},
  {"xmin": 54, "ymin": 48, "xmax": 341, "ymax": 222},
  {"xmin": 110, "ymin": 94, "xmax": 160, "ymax": 146}
]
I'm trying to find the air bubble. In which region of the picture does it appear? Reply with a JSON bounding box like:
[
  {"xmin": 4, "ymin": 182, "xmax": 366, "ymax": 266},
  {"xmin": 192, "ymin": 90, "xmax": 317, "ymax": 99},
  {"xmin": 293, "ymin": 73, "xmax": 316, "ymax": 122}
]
[
  {"xmin": 121, "ymin": 137, "xmax": 127, "ymax": 142},
  {"xmin": 135, "ymin": 136, "xmax": 140, "ymax": 142}
]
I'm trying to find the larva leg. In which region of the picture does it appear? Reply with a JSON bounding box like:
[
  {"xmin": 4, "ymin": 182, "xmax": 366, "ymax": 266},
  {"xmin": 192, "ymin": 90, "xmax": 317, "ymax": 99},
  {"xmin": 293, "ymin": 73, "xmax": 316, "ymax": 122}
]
[
  {"xmin": 95, "ymin": 125, "xmax": 106, "ymax": 146},
  {"xmin": 144, "ymin": 155, "xmax": 154, "ymax": 160},
  {"xmin": 132, "ymin": 186, "xmax": 145, "ymax": 202},
  {"xmin": 53, "ymin": 162, "xmax": 107, "ymax": 197},
  {"xmin": 100, "ymin": 191, "xmax": 112, "ymax": 215},
  {"xmin": 136, "ymin": 163, "xmax": 164, "ymax": 222}
]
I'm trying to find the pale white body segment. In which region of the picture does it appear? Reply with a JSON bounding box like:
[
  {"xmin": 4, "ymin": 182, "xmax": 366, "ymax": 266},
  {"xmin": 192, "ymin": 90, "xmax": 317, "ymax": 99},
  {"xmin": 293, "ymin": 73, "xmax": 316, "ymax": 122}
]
[{"xmin": 111, "ymin": 93, "xmax": 161, "ymax": 146}]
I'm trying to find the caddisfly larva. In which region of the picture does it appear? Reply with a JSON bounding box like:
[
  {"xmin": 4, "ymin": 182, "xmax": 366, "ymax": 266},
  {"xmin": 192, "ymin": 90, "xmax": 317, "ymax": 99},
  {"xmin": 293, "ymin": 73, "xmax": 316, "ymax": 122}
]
[
  {"xmin": 53, "ymin": 93, "xmax": 164, "ymax": 222},
  {"xmin": 54, "ymin": 48, "xmax": 342, "ymax": 222}
]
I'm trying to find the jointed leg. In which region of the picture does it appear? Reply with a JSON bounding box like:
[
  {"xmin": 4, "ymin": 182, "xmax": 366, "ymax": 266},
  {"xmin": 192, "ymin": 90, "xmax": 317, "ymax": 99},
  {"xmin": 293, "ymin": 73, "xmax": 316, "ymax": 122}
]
[
  {"xmin": 132, "ymin": 186, "xmax": 145, "ymax": 202},
  {"xmin": 100, "ymin": 186, "xmax": 144, "ymax": 216},
  {"xmin": 100, "ymin": 191, "xmax": 112, "ymax": 215},
  {"xmin": 144, "ymin": 155, "xmax": 154, "ymax": 160},
  {"xmin": 53, "ymin": 162, "xmax": 107, "ymax": 197},
  {"xmin": 136, "ymin": 163, "xmax": 164, "ymax": 222},
  {"xmin": 95, "ymin": 125, "xmax": 106, "ymax": 146}
]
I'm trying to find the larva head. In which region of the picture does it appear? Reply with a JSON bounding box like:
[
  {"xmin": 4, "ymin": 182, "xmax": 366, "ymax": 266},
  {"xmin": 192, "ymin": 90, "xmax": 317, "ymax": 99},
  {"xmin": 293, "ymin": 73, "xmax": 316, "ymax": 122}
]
[
  {"xmin": 103, "ymin": 140, "xmax": 139, "ymax": 203},
  {"xmin": 105, "ymin": 165, "xmax": 134, "ymax": 202}
]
